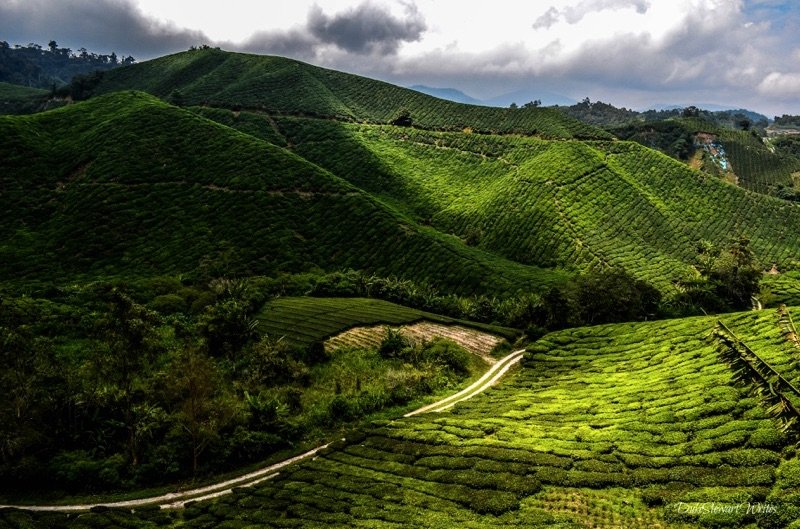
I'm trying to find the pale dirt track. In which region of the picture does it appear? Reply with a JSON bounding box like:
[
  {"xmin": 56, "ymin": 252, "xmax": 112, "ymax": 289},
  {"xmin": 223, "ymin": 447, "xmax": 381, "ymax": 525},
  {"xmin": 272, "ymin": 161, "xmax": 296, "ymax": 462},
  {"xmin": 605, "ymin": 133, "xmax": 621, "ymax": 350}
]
[{"xmin": 0, "ymin": 350, "xmax": 525, "ymax": 512}]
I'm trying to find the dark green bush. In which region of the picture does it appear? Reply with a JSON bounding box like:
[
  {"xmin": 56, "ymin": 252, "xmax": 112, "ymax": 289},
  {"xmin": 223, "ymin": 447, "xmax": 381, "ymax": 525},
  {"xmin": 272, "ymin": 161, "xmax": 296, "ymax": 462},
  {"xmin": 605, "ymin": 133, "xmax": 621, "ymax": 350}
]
[
  {"xmin": 378, "ymin": 328, "xmax": 413, "ymax": 359},
  {"xmin": 467, "ymin": 489, "xmax": 520, "ymax": 515},
  {"xmin": 422, "ymin": 338, "xmax": 471, "ymax": 376}
]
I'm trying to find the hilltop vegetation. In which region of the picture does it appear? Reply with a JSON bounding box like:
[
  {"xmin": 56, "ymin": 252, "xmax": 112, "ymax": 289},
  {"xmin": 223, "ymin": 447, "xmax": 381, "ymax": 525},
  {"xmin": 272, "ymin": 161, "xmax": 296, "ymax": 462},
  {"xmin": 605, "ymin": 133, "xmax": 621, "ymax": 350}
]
[
  {"xmin": 0, "ymin": 40, "xmax": 132, "ymax": 89},
  {"xmin": 558, "ymin": 97, "xmax": 769, "ymax": 131},
  {"xmin": 81, "ymin": 48, "xmax": 608, "ymax": 139},
  {"xmin": 612, "ymin": 117, "xmax": 800, "ymax": 197}
]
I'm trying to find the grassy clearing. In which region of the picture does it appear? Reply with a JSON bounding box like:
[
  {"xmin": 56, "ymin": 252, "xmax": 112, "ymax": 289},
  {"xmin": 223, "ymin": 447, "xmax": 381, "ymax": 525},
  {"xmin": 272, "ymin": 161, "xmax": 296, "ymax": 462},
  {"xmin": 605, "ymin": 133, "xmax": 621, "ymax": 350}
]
[{"xmin": 326, "ymin": 321, "xmax": 505, "ymax": 362}]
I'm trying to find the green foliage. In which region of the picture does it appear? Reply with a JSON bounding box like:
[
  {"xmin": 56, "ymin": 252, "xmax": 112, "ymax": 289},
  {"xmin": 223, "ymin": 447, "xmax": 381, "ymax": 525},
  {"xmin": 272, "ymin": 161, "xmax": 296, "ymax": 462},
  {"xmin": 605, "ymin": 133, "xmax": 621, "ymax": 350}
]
[
  {"xmin": 378, "ymin": 327, "xmax": 413, "ymax": 358},
  {"xmin": 678, "ymin": 237, "xmax": 762, "ymax": 312},
  {"xmin": 0, "ymin": 82, "xmax": 54, "ymax": 115},
  {"xmin": 0, "ymin": 91, "xmax": 561, "ymax": 297},
  {"xmin": 0, "ymin": 40, "xmax": 130, "ymax": 91},
  {"xmin": 567, "ymin": 268, "xmax": 662, "ymax": 325},
  {"xmin": 0, "ymin": 282, "xmax": 479, "ymax": 497},
  {"xmin": 87, "ymin": 48, "xmax": 609, "ymax": 139}
]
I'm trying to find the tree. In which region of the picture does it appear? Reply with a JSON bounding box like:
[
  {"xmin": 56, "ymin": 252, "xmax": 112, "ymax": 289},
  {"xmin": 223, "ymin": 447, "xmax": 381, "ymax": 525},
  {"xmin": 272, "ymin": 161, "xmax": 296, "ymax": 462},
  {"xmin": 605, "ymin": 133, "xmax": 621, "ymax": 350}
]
[
  {"xmin": 682, "ymin": 106, "xmax": 700, "ymax": 117},
  {"xmin": 710, "ymin": 236, "xmax": 761, "ymax": 309},
  {"xmin": 93, "ymin": 288, "xmax": 164, "ymax": 468},
  {"xmin": 167, "ymin": 348, "xmax": 236, "ymax": 476},
  {"xmin": 200, "ymin": 279, "xmax": 260, "ymax": 358},
  {"xmin": 678, "ymin": 237, "xmax": 762, "ymax": 312},
  {"xmin": 568, "ymin": 269, "xmax": 661, "ymax": 325},
  {"xmin": 737, "ymin": 118, "xmax": 752, "ymax": 131},
  {"xmin": 392, "ymin": 108, "xmax": 413, "ymax": 126}
]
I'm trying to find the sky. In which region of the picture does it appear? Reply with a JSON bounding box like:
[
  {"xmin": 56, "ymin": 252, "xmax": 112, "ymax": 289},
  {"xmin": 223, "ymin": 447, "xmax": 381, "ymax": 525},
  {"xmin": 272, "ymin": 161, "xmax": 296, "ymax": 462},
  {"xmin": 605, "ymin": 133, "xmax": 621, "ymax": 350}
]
[{"xmin": 2, "ymin": 0, "xmax": 800, "ymax": 115}]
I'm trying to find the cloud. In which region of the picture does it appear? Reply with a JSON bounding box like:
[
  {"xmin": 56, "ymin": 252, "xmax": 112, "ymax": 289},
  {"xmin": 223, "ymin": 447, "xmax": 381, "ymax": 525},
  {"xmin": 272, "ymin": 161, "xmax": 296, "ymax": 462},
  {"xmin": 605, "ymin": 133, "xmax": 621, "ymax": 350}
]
[
  {"xmin": 533, "ymin": 0, "xmax": 651, "ymax": 29},
  {"xmin": 307, "ymin": 1, "xmax": 426, "ymax": 54},
  {"xmin": 239, "ymin": 1, "xmax": 427, "ymax": 58},
  {"xmin": 533, "ymin": 7, "xmax": 561, "ymax": 30},
  {"xmin": 0, "ymin": 0, "xmax": 208, "ymax": 58},
  {"xmin": 758, "ymin": 71, "xmax": 800, "ymax": 97},
  {"xmin": 239, "ymin": 1, "xmax": 426, "ymax": 60},
  {"xmin": 238, "ymin": 29, "xmax": 319, "ymax": 59}
]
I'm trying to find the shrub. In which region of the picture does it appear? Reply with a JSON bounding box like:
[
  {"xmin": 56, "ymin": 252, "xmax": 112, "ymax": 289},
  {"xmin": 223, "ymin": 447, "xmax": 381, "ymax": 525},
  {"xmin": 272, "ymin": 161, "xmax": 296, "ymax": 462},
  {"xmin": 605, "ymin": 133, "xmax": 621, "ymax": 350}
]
[
  {"xmin": 467, "ymin": 489, "xmax": 520, "ymax": 515},
  {"xmin": 378, "ymin": 328, "xmax": 413, "ymax": 359},
  {"xmin": 749, "ymin": 428, "xmax": 785, "ymax": 449},
  {"xmin": 422, "ymin": 338, "xmax": 471, "ymax": 376},
  {"xmin": 149, "ymin": 293, "xmax": 186, "ymax": 314}
]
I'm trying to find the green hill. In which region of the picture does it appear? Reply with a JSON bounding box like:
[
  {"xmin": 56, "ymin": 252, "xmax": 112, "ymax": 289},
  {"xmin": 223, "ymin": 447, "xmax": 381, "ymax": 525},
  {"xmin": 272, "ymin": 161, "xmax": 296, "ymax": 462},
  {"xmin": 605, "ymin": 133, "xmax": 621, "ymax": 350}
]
[
  {"xmin": 613, "ymin": 118, "xmax": 800, "ymax": 198},
  {"xmin": 0, "ymin": 91, "xmax": 561, "ymax": 295},
  {"xmin": 0, "ymin": 82, "xmax": 50, "ymax": 114},
  {"xmin": 85, "ymin": 48, "xmax": 609, "ymax": 139},
  {"xmin": 195, "ymin": 108, "xmax": 800, "ymax": 289}
]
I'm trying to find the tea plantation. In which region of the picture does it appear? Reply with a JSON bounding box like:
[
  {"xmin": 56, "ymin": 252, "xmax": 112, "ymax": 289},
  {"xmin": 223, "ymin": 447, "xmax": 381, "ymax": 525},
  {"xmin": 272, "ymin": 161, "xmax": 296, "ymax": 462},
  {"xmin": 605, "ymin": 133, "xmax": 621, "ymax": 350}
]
[
  {"xmin": 7, "ymin": 47, "xmax": 800, "ymax": 529},
  {"xmin": 0, "ymin": 91, "xmax": 561, "ymax": 296},
  {"xmin": 256, "ymin": 297, "xmax": 518, "ymax": 346},
  {"xmin": 87, "ymin": 48, "xmax": 609, "ymax": 139},
  {"xmin": 267, "ymin": 116, "xmax": 800, "ymax": 287},
  {"xmin": 9, "ymin": 309, "xmax": 800, "ymax": 528}
]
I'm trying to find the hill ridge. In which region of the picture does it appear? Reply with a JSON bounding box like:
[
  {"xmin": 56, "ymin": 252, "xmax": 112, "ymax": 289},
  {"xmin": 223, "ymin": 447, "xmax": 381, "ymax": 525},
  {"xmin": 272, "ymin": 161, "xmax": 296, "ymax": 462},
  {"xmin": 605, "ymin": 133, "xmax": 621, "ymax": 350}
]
[{"xmin": 85, "ymin": 48, "xmax": 610, "ymax": 139}]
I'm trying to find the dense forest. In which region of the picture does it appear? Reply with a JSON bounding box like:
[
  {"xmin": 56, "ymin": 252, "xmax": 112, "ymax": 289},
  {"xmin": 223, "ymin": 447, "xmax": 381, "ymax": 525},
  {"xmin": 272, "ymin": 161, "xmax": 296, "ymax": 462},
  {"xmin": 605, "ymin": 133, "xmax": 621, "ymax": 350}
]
[
  {"xmin": 556, "ymin": 97, "xmax": 769, "ymax": 131},
  {"xmin": 0, "ymin": 41, "xmax": 133, "ymax": 89}
]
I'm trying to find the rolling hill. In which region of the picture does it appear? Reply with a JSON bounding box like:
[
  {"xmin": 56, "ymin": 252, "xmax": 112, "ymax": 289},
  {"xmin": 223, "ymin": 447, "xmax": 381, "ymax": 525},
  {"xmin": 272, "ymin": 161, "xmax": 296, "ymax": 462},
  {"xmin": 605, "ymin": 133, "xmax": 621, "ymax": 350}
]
[
  {"xmin": 192, "ymin": 107, "xmax": 800, "ymax": 289},
  {"xmin": 84, "ymin": 48, "xmax": 608, "ymax": 139},
  {"xmin": 613, "ymin": 117, "xmax": 800, "ymax": 198},
  {"xmin": 0, "ymin": 90, "xmax": 562, "ymax": 295},
  {"xmin": 7, "ymin": 46, "xmax": 800, "ymax": 529}
]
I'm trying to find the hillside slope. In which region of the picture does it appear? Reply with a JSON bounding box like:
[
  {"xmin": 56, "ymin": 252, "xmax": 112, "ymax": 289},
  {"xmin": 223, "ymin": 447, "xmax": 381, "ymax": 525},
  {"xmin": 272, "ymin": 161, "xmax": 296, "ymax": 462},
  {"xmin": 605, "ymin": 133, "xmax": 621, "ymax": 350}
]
[
  {"xmin": 613, "ymin": 118, "xmax": 800, "ymax": 197},
  {"xmin": 0, "ymin": 91, "xmax": 561, "ymax": 294},
  {"xmin": 14, "ymin": 309, "xmax": 796, "ymax": 527},
  {"xmin": 184, "ymin": 308, "xmax": 800, "ymax": 527},
  {"xmin": 86, "ymin": 48, "xmax": 609, "ymax": 139},
  {"xmin": 198, "ymin": 109, "xmax": 800, "ymax": 287}
]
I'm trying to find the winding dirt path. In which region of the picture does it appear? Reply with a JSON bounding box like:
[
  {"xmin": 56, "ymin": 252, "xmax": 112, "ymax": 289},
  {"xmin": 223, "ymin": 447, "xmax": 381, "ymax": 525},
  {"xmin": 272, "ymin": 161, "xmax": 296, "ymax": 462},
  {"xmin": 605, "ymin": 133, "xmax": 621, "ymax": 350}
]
[
  {"xmin": 0, "ymin": 350, "xmax": 525, "ymax": 512},
  {"xmin": 404, "ymin": 349, "xmax": 524, "ymax": 417}
]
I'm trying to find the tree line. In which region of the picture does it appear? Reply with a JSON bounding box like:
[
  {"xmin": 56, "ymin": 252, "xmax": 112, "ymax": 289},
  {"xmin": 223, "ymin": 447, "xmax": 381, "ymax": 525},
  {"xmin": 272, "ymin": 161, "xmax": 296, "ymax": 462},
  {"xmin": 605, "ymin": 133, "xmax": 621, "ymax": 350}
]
[{"xmin": 0, "ymin": 40, "xmax": 133, "ymax": 90}]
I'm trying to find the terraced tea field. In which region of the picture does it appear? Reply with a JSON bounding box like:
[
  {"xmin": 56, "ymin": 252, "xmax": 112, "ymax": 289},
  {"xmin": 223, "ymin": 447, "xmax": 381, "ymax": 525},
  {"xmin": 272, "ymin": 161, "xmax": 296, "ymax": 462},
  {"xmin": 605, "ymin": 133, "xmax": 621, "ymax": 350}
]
[
  {"xmin": 0, "ymin": 91, "xmax": 564, "ymax": 296},
  {"xmin": 34, "ymin": 310, "xmax": 786, "ymax": 528},
  {"xmin": 325, "ymin": 321, "xmax": 505, "ymax": 363},
  {"xmin": 272, "ymin": 119, "xmax": 800, "ymax": 287},
  {"xmin": 92, "ymin": 49, "xmax": 609, "ymax": 139},
  {"xmin": 257, "ymin": 297, "xmax": 519, "ymax": 346}
]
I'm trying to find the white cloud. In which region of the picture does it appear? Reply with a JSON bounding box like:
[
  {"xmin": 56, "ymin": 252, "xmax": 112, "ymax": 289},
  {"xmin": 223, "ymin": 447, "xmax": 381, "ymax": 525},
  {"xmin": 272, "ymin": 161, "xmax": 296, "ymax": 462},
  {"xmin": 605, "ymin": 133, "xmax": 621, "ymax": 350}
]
[{"xmin": 758, "ymin": 71, "xmax": 800, "ymax": 97}]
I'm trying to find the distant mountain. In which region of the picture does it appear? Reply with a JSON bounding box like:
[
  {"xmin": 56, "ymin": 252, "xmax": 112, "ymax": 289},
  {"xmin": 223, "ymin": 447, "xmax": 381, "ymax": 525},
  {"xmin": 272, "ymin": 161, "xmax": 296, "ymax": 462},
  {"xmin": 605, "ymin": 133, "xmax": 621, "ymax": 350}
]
[{"xmin": 408, "ymin": 85, "xmax": 482, "ymax": 105}]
